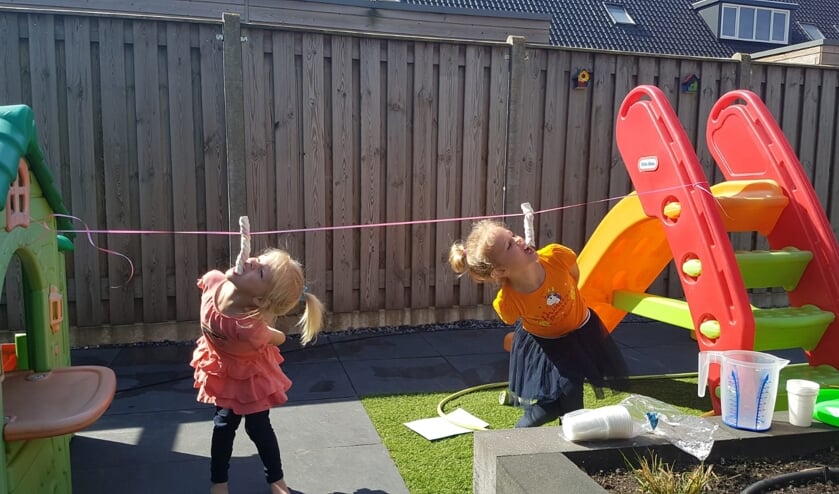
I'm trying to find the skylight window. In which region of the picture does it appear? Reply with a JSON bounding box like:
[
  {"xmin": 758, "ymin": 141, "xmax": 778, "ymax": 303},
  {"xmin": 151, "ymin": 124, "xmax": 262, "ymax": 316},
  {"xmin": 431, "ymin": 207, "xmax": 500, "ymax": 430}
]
[
  {"xmin": 800, "ymin": 23, "xmax": 825, "ymax": 41},
  {"xmin": 604, "ymin": 3, "xmax": 635, "ymax": 25},
  {"xmin": 719, "ymin": 3, "xmax": 789, "ymax": 44}
]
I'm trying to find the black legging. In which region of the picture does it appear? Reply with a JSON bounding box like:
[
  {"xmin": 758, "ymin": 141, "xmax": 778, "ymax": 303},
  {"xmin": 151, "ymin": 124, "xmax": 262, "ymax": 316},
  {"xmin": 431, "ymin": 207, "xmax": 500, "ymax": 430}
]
[{"xmin": 210, "ymin": 407, "xmax": 284, "ymax": 484}]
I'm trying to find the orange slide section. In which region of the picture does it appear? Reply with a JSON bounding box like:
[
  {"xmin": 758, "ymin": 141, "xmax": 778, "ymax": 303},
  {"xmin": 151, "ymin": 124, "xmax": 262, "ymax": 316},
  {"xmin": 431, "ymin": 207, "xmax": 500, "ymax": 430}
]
[{"xmin": 577, "ymin": 193, "xmax": 671, "ymax": 332}]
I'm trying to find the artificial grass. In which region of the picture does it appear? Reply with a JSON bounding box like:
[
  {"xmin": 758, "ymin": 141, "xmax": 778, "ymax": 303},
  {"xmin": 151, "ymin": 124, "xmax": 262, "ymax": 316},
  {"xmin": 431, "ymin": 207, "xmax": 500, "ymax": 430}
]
[{"xmin": 362, "ymin": 377, "xmax": 706, "ymax": 494}]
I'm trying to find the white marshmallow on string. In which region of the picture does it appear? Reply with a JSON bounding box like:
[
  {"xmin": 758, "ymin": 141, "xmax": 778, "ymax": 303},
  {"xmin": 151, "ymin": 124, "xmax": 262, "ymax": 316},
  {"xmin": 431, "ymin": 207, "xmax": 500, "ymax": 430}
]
[
  {"xmin": 521, "ymin": 202, "xmax": 535, "ymax": 248},
  {"xmin": 235, "ymin": 216, "xmax": 250, "ymax": 275}
]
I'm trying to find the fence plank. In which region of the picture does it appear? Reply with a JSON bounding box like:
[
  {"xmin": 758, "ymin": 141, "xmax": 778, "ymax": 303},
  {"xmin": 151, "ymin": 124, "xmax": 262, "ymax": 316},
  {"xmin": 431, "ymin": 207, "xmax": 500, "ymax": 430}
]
[
  {"xmin": 331, "ymin": 35, "xmax": 355, "ymax": 312},
  {"xmin": 223, "ymin": 14, "xmax": 247, "ymax": 265},
  {"xmin": 799, "ymin": 68, "xmax": 821, "ymax": 185},
  {"xmin": 506, "ymin": 45, "xmax": 545, "ymax": 216},
  {"xmin": 696, "ymin": 61, "xmax": 722, "ymax": 183},
  {"xmin": 0, "ymin": 13, "xmax": 23, "ymax": 104},
  {"xmin": 167, "ymin": 22, "xmax": 200, "ymax": 320},
  {"xmin": 608, "ymin": 55, "xmax": 635, "ymax": 199},
  {"xmin": 243, "ymin": 28, "xmax": 270, "ymax": 253},
  {"xmin": 539, "ymin": 49, "xmax": 569, "ymax": 247},
  {"xmin": 301, "ymin": 33, "xmax": 328, "ymax": 302},
  {"xmin": 64, "ymin": 16, "xmax": 103, "ymax": 325},
  {"xmin": 410, "ymin": 42, "xmax": 434, "ymax": 308},
  {"xmin": 27, "ymin": 14, "xmax": 64, "ymax": 194},
  {"xmin": 483, "ymin": 45, "xmax": 509, "ymax": 303},
  {"xmin": 385, "ymin": 40, "xmax": 409, "ymax": 309},
  {"xmin": 458, "ymin": 44, "xmax": 485, "ymax": 307},
  {"xmin": 360, "ymin": 37, "xmax": 383, "ymax": 310},
  {"xmin": 99, "ymin": 18, "xmax": 136, "ymax": 323},
  {"xmin": 272, "ymin": 31, "xmax": 304, "ymax": 260},
  {"xmin": 561, "ymin": 51, "xmax": 594, "ymax": 254},
  {"xmin": 199, "ymin": 23, "xmax": 229, "ymax": 270},
  {"xmin": 584, "ymin": 54, "xmax": 616, "ymax": 241},
  {"xmin": 816, "ymin": 70, "xmax": 838, "ymax": 213},
  {"xmin": 134, "ymin": 20, "xmax": 170, "ymax": 321},
  {"xmin": 434, "ymin": 43, "xmax": 460, "ymax": 307}
]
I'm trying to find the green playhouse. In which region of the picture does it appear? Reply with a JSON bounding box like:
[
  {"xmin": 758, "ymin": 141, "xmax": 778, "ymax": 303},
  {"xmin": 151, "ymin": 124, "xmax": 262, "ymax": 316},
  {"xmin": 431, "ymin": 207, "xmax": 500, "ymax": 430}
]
[{"xmin": 0, "ymin": 105, "xmax": 115, "ymax": 494}]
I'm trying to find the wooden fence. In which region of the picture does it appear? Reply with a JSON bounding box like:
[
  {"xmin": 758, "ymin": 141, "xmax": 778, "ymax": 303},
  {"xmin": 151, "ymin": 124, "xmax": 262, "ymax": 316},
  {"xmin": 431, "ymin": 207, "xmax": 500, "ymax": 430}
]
[{"xmin": 1, "ymin": 9, "xmax": 839, "ymax": 338}]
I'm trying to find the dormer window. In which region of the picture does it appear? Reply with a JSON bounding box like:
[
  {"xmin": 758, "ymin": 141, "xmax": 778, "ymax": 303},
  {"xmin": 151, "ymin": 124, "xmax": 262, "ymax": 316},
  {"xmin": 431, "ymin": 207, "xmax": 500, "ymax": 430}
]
[
  {"xmin": 719, "ymin": 3, "xmax": 789, "ymax": 43},
  {"xmin": 800, "ymin": 23, "xmax": 825, "ymax": 41},
  {"xmin": 604, "ymin": 3, "xmax": 635, "ymax": 25}
]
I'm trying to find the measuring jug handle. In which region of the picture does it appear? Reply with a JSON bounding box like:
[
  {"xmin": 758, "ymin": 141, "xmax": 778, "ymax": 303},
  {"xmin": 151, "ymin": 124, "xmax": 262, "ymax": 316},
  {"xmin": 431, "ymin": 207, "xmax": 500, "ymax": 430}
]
[{"xmin": 698, "ymin": 351, "xmax": 723, "ymax": 397}]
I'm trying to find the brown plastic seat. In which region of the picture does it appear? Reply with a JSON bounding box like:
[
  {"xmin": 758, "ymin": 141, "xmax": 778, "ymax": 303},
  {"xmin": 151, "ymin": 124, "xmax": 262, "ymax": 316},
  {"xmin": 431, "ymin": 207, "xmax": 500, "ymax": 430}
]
[{"xmin": 2, "ymin": 366, "xmax": 116, "ymax": 441}]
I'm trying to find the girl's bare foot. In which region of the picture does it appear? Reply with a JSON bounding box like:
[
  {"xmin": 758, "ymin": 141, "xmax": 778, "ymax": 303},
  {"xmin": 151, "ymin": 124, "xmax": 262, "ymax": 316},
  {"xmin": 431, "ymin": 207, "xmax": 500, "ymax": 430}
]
[
  {"xmin": 270, "ymin": 478, "xmax": 291, "ymax": 494},
  {"xmin": 210, "ymin": 482, "xmax": 229, "ymax": 494}
]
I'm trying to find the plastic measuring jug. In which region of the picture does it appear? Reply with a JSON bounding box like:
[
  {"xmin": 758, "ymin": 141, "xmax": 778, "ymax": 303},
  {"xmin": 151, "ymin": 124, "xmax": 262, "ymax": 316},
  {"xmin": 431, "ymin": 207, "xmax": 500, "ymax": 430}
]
[{"xmin": 698, "ymin": 350, "xmax": 789, "ymax": 431}]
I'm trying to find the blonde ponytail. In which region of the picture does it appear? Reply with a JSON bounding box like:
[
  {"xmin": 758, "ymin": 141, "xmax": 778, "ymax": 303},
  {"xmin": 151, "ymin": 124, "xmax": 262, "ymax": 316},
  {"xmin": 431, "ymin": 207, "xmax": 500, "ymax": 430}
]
[
  {"xmin": 297, "ymin": 291, "xmax": 324, "ymax": 345},
  {"xmin": 449, "ymin": 242, "xmax": 468, "ymax": 274}
]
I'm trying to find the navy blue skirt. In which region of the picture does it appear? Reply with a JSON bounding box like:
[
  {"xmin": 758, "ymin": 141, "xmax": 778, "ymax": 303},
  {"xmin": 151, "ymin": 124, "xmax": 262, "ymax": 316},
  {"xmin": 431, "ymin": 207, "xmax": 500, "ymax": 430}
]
[{"xmin": 508, "ymin": 309, "xmax": 629, "ymax": 404}]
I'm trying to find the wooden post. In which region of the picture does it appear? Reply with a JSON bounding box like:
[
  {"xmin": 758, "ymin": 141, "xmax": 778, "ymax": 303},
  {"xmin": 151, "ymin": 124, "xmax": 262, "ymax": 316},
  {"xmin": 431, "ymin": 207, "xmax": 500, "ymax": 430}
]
[
  {"xmin": 734, "ymin": 52, "xmax": 753, "ymax": 91},
  {"xmin": 223, "ymin": 13, "xmax": 246, "ymax": 264},
  {"xmin": 504, "ymin": 35, "xmax": 526, "ymax": 215}
]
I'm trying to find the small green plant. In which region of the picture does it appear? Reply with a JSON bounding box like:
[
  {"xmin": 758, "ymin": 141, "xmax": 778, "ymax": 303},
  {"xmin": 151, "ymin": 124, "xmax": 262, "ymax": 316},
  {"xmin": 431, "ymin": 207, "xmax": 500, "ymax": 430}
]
[{"xmin": 627, "ymin": 452, "xmax": 717, "ymax": 494}]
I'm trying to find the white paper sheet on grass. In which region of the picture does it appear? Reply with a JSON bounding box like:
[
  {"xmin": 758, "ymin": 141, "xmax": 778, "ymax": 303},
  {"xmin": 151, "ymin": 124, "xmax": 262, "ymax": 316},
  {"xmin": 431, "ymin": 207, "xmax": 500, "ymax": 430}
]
[{"xmin": 404, "ymin": 408, "xmax": 489, "ymax": 440}]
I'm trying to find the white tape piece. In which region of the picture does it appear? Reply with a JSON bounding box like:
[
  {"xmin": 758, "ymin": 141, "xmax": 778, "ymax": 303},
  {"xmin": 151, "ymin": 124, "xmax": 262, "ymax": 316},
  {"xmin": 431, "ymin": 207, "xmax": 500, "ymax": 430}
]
[
  {"xmin": 521, "ymin": 202, "xmax": 535, "ymax": 248},
  {"xmin": 235, "ymin": 216, "xmax": 250, "ymax": 274}
]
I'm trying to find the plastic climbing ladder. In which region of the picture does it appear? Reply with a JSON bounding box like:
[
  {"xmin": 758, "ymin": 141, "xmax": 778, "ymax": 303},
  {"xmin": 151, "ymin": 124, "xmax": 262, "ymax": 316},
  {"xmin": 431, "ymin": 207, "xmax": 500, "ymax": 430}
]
[{"xmin": 612, "ymin": 86, "xmax": 839, "ymax": 413}]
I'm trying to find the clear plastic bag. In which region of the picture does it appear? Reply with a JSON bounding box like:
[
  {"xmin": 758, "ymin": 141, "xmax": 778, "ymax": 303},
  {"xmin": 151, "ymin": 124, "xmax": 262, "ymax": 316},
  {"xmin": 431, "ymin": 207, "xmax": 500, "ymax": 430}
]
[{"xmin": 619, "ymin": 394, "xmax": 718, "ymax": 461}]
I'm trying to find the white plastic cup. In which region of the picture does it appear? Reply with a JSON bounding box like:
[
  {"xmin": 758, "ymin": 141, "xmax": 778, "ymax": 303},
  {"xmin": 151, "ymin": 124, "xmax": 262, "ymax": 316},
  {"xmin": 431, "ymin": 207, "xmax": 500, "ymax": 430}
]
[
  {"xmin": 786, "ymin": 379, "xmax": 820, "ymax": 427},
  {"xmin": 562, "ymin": 405, "xmax": 634, "ymax": 441}
]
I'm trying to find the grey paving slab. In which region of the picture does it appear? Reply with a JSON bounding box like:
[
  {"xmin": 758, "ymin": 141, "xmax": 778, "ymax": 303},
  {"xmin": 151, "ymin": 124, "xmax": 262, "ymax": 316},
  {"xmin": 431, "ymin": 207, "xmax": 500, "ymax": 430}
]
[
  {"xmin": 109, "ymin": 344, "xmax": 196, "ymax": 367},
  {"xmin": 73, "ymin": 403, "xmax": 405, "ymax": 494},
  {"xmin": 70, "ymin": 347, "xmax": 121, "ymax": 367},
  {"xmin": 281, "ymin": 336, "xmax": 339, "ymax": 364},
  {"xmin": 421, "ymin": 327, "xmax": 510, "ymax": 355},
  {"xmin": 106, "ymin": 373, "xmax": 203, "ymax": 415},
  {"xmin": 283, "ymin": 360, "xmax": 356, "ymax": 402},
  {"xmin": 446, "ymin": 353, "xmax": 509, "ymax": 386},
  {"xmin": 287, "ymin": 444, "xmax": 409, "ymax": 494},
  {"xmin": 73, "ymin": 456, "xmax": 211, "ymax": 494},
  {"xmin": 342, "ymin": 357, "xmax": 471, "ymax": 395},
  {"xmin": 331, "ymin": 332, "xmax": 440, "ymax": 361},
  {"xmin": 269, "ymin": 400, "xmax": 384, "ymax": 451},
  {"xmin": 71, "ymin": 409, "xmax": 211, "ymax": 467}
]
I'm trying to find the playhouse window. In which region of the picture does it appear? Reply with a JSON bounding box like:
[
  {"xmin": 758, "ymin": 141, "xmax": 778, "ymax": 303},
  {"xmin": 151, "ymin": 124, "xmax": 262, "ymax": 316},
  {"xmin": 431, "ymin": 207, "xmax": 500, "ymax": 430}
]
[
  {"xmin": 49, "ymin": 285, "xmax": 64, "ymax": 334},
  {"xmin": 6, "ymin": 159, "xmax": 31, "ymax": 231}
]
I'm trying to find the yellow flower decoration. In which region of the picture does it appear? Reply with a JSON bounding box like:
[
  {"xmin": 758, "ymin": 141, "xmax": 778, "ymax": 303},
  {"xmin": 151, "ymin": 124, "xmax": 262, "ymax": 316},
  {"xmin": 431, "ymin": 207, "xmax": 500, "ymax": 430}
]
[{"xmin": 577, "ymin": 69, "xmax": 591, "ymax": 83}]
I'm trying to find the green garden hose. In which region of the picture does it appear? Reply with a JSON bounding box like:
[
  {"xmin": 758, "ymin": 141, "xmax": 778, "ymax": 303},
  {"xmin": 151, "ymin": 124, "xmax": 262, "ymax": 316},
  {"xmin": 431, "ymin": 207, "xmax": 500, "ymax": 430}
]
[{"xmin": 436, "ymin": 370, "xmax": 704, "ymax": 430}]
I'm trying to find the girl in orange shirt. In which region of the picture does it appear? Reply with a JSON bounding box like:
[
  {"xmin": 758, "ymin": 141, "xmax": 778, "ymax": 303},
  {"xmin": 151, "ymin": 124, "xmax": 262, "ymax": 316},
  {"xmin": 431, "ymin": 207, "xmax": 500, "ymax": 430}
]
[{"xmin": 450, "ymin": 220, "xmax": 627, "ymax": 427}]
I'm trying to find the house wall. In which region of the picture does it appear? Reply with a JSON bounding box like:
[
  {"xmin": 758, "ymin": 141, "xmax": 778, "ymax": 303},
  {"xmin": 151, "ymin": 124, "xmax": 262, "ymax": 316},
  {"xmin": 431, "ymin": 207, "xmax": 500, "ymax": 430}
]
[
  {"xmin": 822, "ymin": 45, "xmax": 839, "ymax": 66},
  {"xmin": 2, "ymin": 9, "xmax": 839, "ymax": 340},
  {"xmin": 755, "ymin": 46, "xmax": 823, "ymax": 65}
]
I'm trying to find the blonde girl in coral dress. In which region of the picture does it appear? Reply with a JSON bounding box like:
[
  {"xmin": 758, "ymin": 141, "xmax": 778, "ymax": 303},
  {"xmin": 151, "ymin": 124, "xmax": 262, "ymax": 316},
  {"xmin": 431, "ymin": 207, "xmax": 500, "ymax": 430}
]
[{"xmin": 191, "ymin": 249, "xmax": 323, "ymax": 494}]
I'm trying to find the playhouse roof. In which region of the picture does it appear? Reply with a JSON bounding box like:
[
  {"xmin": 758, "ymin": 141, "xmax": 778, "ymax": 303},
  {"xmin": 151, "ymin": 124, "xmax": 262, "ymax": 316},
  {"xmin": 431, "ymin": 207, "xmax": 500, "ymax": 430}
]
[{"xmin": 0, "ymin": 105, "xmax": 74, "ymax": 238}]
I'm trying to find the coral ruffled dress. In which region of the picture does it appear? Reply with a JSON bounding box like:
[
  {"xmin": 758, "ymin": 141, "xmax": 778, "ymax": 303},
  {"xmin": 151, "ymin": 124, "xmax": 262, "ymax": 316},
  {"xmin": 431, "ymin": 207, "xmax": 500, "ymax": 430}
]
[{"xmin": 190, "ymin": 271, "xmax": 292, "ymax": 415}]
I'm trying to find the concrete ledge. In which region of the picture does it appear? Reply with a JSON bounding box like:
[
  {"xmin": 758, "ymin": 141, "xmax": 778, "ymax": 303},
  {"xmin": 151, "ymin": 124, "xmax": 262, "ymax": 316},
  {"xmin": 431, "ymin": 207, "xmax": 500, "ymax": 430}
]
[
  {"xmin": 475, "ymin": 412, "xmax": 839, "ymax": 494},
  {"xmin": 497, "ymin": 453, "xmax": 607, "ymax": 494}
]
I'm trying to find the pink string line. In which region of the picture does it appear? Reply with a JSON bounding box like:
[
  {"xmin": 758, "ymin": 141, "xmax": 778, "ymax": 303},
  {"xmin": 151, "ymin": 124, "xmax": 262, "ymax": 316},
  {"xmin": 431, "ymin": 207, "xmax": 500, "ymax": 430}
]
[
  {"xmin": 51, "ymin": 213, "xmax": 136, "ymax": 289},
  {"xmin": 49, "ymin": 182, "xmax": 707, "ymax": 287},
  {"xmin": 54, "ymin": 183, "xmax": 700, "ymax": 237}
]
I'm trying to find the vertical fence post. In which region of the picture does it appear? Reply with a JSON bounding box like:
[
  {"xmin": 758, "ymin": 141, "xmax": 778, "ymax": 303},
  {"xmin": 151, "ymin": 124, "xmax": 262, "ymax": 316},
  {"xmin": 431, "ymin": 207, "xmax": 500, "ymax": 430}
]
[
  {"xmin": 504, "ymin": 35, "xmax": 527, "ymax": 215},
  {"xmin": 734, "ymin": 52, "xmax": 753, "ymax": 91},
  {"xmin": 222, "ymin": 13, "xmax": 247, "ymax": 263}
]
